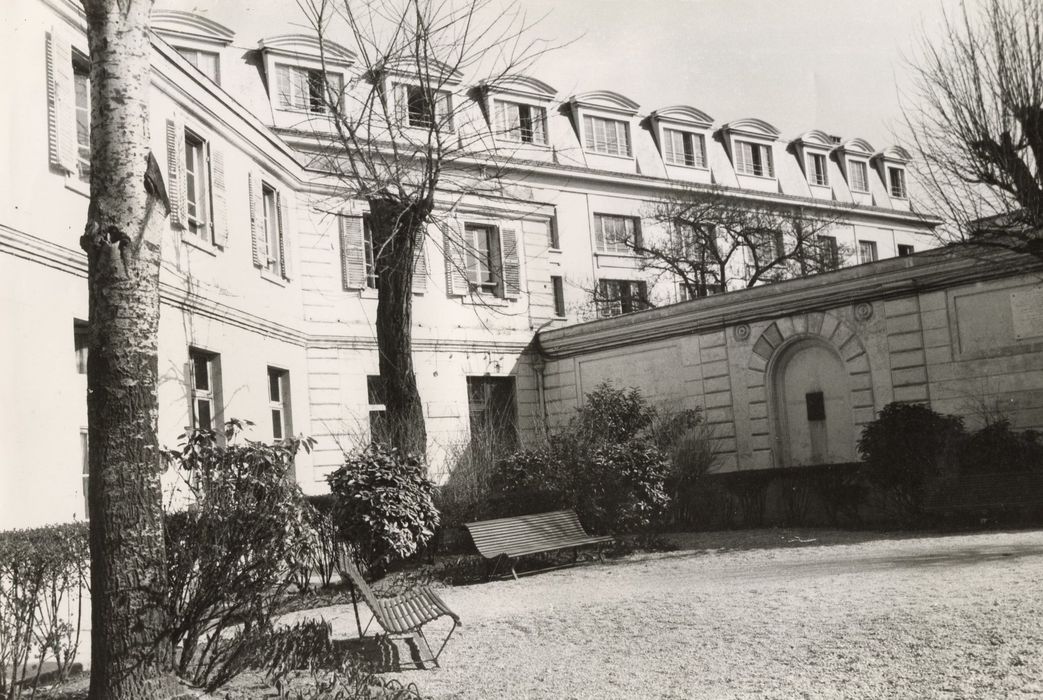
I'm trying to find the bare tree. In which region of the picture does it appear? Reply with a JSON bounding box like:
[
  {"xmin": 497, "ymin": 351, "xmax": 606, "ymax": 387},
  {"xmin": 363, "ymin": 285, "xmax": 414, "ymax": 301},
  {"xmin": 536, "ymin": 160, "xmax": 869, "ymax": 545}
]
[
  {"xmin": 907, "ymin": 0, "xmax": 1043, "ymax": 258},
  {"xmin": 78, "ymin": 0, "xmax": 177, "ymax": 697},
  {"xmin": 296, "ymin": 0, "xmax": 553, "ymax": 455}
]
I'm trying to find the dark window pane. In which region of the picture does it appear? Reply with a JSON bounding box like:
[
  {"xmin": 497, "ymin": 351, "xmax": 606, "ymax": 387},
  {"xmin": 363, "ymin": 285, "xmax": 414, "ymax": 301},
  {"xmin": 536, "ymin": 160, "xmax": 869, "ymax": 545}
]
[
  {"xmin": 367, "ymin": 375, "xmax": 386, "ymax": 405},
  {"xmin": 268, "ymin": 370, "xmax": 281, "ymax": 402},
  {"xmin": 196, "ymin": 399, "xmax": 212, "ymax": 429},
  {"xmin": 74, "ymin": 321, "xmax": 88, "ymax": 374},
  {"xmin": 806, "ymin": 391, "xmax": 826, "ymax": 421},
  {"xmin": 193, "ymin": 355, "xmax": 209, "ymax": 391},
  {"xmin": 271, "ymin": 409, "xmax": 283, "ymax": 440}
]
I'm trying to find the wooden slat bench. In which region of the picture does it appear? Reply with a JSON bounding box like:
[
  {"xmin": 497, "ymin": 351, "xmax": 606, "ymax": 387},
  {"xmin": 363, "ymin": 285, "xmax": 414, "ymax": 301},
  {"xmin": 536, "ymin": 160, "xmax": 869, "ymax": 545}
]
[
  {"xmin": 464, "ymin": 509, "xmax": 614, "ymax": 580},
  {"xmin": 337, "ymin": 554, "xmax": 460, "ymax": 669}
]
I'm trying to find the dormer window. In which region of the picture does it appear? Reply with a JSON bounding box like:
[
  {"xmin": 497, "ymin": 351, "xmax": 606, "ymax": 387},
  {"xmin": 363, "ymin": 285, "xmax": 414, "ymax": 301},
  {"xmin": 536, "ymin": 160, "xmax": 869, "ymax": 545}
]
[
  {"xmin": 584, "ymin": 115, "xmax": 631, "ymax": 157},
  {"xmin": 807, "ymin": 153, "xmax": 828, "ymax": 186},
  {"xmin": 152, "ymin": 11, "xmax": 234, "ymax": 87},
  {"xmin": 277, "ymin": 65, "xmax": 344, "ymax": 113},
  {"xmin": 888, "ymin": 167, "xmax": 907, "ymax": 198},
  {"xmin": 258, "ymin": 35, "xmax": 355, "ymax": 119},
  {"xmin": 849, "ymin": 160, "xmax": 870, "ymax": 193},
  {"xmin": 496, "ymin": 100, "xmax": 547, "ymax": 145},
  {"xmin": 663, "ymin": 128, "xmax": 707, "ymax": 168},
  {"xmin": 397, "ymin": 84, "xmax": 453, "ymax": 130},
  {"xmin": 175, "ymin": 47, "xmax": 220, "ymax": 83},
  {"xmin": 480, "ymin": 76, "xmax": 557, "ymax": 149},
  {"xmin": 736, "ymin": 140, "xmax": 773, "ymax": 178}
]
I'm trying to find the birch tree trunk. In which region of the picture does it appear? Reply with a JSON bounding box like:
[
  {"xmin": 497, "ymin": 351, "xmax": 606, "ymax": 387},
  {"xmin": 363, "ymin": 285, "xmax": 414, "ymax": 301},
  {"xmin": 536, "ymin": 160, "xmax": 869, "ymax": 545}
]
[{"xmin": 81, "ymin": 0, "xmax": 178, "ymax": 697}]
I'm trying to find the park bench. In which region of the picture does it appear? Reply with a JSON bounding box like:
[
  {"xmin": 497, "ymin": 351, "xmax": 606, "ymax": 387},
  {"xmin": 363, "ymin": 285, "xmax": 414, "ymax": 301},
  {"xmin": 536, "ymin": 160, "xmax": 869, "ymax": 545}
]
[
  {"xmin": 464, "ymin": 509, "xmax": 614, "ymax": 580},
  {"xmin": 337, "ymin": 553, "xmax": 460, "ymax": 669}
]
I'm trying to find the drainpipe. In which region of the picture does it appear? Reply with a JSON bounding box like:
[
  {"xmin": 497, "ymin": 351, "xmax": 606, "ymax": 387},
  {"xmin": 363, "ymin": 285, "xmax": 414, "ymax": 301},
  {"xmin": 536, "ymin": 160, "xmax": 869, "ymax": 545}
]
[{"xmin": 531, "ymin": 319, "xmax": 556, "ymax": 436}]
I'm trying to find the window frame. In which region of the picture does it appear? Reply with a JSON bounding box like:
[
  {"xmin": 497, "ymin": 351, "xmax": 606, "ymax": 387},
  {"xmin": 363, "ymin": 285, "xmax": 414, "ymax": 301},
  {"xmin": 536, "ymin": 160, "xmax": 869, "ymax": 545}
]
[
  {"xmin": 551, "ymin": 275, "xmax": 566, "ymax": 317},
  {"xmin": 494, "ymin": 99, "xmax": 548, "ymax": 146},
  {"xmin": 175, "ymin": 46, "xmax": 221, "ymax": 84},
  {"xmin": 401, "ymin": 83, "xmax": 453, "ymax": 131},
  {"xmin": 72, "ymin": 51, "xmax": 91, "ymax": 184},
  {"xmin": 274, "ymin": 63, "xmax": 344, "ymax": 115},
  {"xmin": 367, "ymin": 375, "xmax": 388, "ymax": 444},
  {"xmin": 857, "ymin": 239, "xmax": 878, "ymax": 264},
  {"xmin": 74, "ymin": 319, "xmax": 88, "ymax": 375},
  {"xmin": 183, "ymin": 129, "xmax": 212, "ymax": 241},
  {"xmin": 888, "ymin": 166, "xmax": 908, "ymax": 199},
  {"xmin": 188, "ymin": 348, "xmax": 220, "ymax": 433},
  {"xmin": 848, "ymin": 159, "xmax": 870, "ymax": 193},
  {"xmin": 462, "ymin": 222, "xmax": 503, "ymax": 296},
  {"xmin": 361, "ymin": 215, "xmax": 379, "ymax": 290},
  {"xmin": 897, "ymin": 244, "xmax": 915, "ymax": 257},
  {"xmin": 817, "ymin": 235, "xmax": 840, "ymax": 269},
  {"xmin": 261, "ymin": 183, "xmax": 282, "ymax": 275},
  {"xmin": 594, "ymin": 213, "xmax": 642, "ymax": 255},
  {"xmin": 734, "ymin": 139, "xmax": 775, "ymax": 178},
  {"xmin": 807, "ymin": 152, "xmax": 829, "ymax": 187},
  {"xmin": 267, "ymin": 367, "xmax": 291, "ymax": 441},
  {"xmin": 582, "ymin": 114, "xmax": 632, "ymax": 158},
  {"xmin": 597, "ymin": 278, "xmax": 649, "ymax": 317},
  {"xmin": 662, "ymin": 127, "xmax": 707, "ymax": 169}
]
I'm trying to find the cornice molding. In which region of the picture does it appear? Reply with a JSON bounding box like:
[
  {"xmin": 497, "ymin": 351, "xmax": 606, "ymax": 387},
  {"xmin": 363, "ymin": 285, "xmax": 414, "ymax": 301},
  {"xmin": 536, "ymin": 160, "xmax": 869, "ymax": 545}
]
[
  {"xmin": 258, "ymin": 34, "xmax": 356, "ymax": 67},
  {"xmin": 650, "ymin": 105, "xmax": 714, "ymax": 129},
  {"xmin": 151, "ymin": 10, "xmax": 235, "ymax": 46},
  {"xmin": 480, "ymin": 75, "xmax": 558, "ymax": 102},
  {"xmin": 569, "ymin": 90, "xmax": 640, "ymax": 115},
  {"xmin": 720, "ymin": 118, "xmax": 781, "ymax": 140}
]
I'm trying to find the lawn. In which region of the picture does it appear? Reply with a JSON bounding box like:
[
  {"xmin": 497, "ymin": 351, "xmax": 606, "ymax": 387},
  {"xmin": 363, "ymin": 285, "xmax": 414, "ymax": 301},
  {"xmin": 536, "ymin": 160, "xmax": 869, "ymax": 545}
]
[{"xmin": 295, "ymin": 528, "xmax": 1043, "ymax": 699}]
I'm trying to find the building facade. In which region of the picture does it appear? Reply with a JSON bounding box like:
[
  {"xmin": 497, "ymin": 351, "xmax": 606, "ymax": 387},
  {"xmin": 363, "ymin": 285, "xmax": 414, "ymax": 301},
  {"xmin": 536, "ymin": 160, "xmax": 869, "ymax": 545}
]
[{"xmin": 2, "ymin": 0, "xmax": 938, "ymax": 528}]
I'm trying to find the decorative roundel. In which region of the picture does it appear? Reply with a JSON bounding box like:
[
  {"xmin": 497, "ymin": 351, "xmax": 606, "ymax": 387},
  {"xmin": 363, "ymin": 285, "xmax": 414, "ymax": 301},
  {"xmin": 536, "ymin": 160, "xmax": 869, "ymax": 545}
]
[
  {"xmin": 734, "ymin": 323, "xmax": 751, "ymax": 341},
  {"xmin": 854, "ymin": 302, "xmax": 873, "ymax": 321}
]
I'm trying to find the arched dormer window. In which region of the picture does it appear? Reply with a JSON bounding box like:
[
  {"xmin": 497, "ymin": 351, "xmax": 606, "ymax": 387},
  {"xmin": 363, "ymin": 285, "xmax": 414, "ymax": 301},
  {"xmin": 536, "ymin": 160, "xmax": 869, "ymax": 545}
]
[
  {"xmin": 373, "ymin": 56, "xmax": 463, "ymax": 132},
  {"xmin": 720, "ymin": 118, "xmax": 781, "ymax": 179},
  {"xmin": 835, "ymin": 138, "xmax": 874, "ymax": 194},
  {"xmin": 650, "ymin": 106, "xmax": 713, "ymax": 169},
  {"xmin": 152, "ymin": 11, "xmax": 235, "ymax": 85},
  {"xmin": 258, "ymin": 34, "xmax": 355, "ymax": 115},
  {"xmin": 569, "ymin": 91, "xmax": 640, "ymax": 159},
  {"xmin": 791, "ymin": 130, "xmax": 840, "ymax": 188},
  {"xmin": 872, "ymin": 146, "xmax": 911, "ymax": 200},
  {"xmin": 480, "ymin": 75, "xmax": 557, "ymax": 147}
]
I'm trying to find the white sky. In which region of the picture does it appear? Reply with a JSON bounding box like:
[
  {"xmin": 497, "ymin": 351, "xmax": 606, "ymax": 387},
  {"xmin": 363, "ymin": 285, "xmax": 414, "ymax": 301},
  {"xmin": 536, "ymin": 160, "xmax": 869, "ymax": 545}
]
[{"xmin": 162, "ymin": 0, "xmax": 968, "ymax": 150}]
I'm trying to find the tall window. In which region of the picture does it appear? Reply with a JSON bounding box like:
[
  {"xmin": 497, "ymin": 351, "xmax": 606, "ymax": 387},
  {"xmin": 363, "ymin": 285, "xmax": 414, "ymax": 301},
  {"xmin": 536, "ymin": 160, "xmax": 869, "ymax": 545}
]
[
  {"xmin": 362, "ymin": 216, "xmax": 378, "ymax": 289},
  {"xmin": 73, "ymin": 320, "xmax": 88, "ymax": 374},
  {"xmin": 594, "ymin": 213, "xmax": 641, "ymax": 254},
  {"xmin": 807, "ymin": 152, "xmax": 828, "ymax": 186},
  {"xmin": 72, "ymin": 55, "xmax": 90, "ymax": 183},
  {"xmin": 80, "ymin": 428, "xmax": 89, "ymax": 519},
  {"xmin": 496, "ymin": 101, "xmax": 547, "ymax": 145},
  {"xmin": 848, "ymin": 160, "xmax": 869, "ymax": 193},
  {"xmin": 367, "ymin": 375, "xmax": 388, "ymax": 444},
  {"xmin": 663, "ymin": 128, "xmax": 707, "ymax": 168},
  {"xmin": 817, "ymin": 235, "xmax": 840, "ymax": 269},
  {"xmin": 267, "ymin": 367, "xmax": 291, "ymax": 440},
  {"xmin": 261, "ymin": 184, "xmax": 281, "ymax": 274},
  {"xmin": 188, "ymin": 348, "xmax": 220, "ymax": 431},
  {"xmin": 184, "ymin": 130, "xmax": 210, "ymax": 239},
  {"xmin": 276, "ymin": 65, "xmax": 343, "ymax": 113},
  {"xmin": 466, "ymin": 376, "xmax": 517, "ymax": 449},
  {"xmin": 888, "ymin": 167, "xmax": 907, "ymax": 198},
  {"xmin": 735, "ymin": 140, "xmax": 774, "ymax": 177},
  {"xmin": 463, "ymin": 223, "xmax": 500, "ymax": 293},
  {"xmin": 898, "ymin": 244, "xmax": 914, "ymax": 257},
  {"xmin": 402, "ymin": 84, "xmax": 452, "ymax": 129},
  {"xmin": 583, "ymin": 115, "xmax": 631, "ymax": 157},
  {"xmin": 597, "ymin": 279, "xmax": 648, "ymax": 317},
  {"xmin": 175, "ymin": 47, "xmax": 220, "ymax": 83},
  {"xmin": 551, "ymin": 275, "xmax": 566, "ymax": 317},
  {"xmin": 857, "ymin": 240, "xmax": 878, "ymax": 264}
]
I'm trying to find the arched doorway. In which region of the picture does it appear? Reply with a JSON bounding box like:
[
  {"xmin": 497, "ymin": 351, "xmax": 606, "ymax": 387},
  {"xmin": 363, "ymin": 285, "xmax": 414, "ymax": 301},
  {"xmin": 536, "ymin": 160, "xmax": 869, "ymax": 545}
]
[{"xmin": 772, "ymin": 339, "xmax": 855, "ymax": 466}]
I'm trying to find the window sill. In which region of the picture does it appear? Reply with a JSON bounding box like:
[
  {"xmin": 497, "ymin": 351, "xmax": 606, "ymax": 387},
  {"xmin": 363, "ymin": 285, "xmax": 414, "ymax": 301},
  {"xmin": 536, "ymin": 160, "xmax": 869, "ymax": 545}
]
[
  {"xmin": 64, "ymin": 174, "xmax": 90, "ymax": 198},
  {"xmin": 595, "ymin": 250, "xmax": 641, "ymax": 261},
  {"xmin": 462, "ymin": 292, "xmax": 512, "ymax": 307},
  {"xmin": 274, "ymin": 105, "xmax": 341, "ymax": 118},
  {"xmin": 495, "ymin": 137, "xmax": 551, "ymax": 149},
  {"xmin": 850, "ymin": 188, "xmax": 871, "ymax": 195},
  {"xmin": 664, "ymin": 162, "xmax": 709, "ymax": 171},
  {"xmin": 809, "ymin": 182, "xmax": 831, "ymax": 190},
  {"xmin": 735, "ymin": 171, "xmax": 777, "ymax": 181},
  {"xmin": 181, "ymin": 232, "xmax": 218, "ymax": 256},
  {"xmin": 583, "ymin": 149, "xmax": 635, "ymax": 161},
  {"xmin": 260, "ymin": 268, "xmax": 287, "ymax": 287}
]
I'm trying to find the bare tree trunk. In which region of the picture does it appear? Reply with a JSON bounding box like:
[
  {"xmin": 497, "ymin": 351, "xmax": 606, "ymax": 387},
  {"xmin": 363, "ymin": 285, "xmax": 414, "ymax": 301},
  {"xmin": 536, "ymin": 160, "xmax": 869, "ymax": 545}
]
[
  {"xmin": 81, "ymin": 1, "xmax": 177, "ymax": 697},
  {"xmin": 369, "ymin": 198, "xmax": 429, "ymax": 456}
]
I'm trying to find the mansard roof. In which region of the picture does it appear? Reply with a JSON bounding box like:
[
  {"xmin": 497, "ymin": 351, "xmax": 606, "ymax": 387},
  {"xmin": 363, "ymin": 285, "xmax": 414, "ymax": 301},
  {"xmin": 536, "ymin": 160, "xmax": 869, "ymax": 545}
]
[
  {"xmin": 720, "ymin": 117, "xmax": 781, "ymax": 140},
  {"xmin": 151, "ymin": 10, "xmax": 235, "ymax": 45},
  {"xmin": 649, "ymin": 105, "xmax": 714, "ymax": 128},
  {"xmin": 569, "ymin": 90, "xmax": 640, "ymax": 115},
  {"xmin": 480, "ymin": 75, "xmax": 558, "ymax": 101},
  {"xmin": 258, "ymin": 34, "xmax": 356, "ymax": 67}
]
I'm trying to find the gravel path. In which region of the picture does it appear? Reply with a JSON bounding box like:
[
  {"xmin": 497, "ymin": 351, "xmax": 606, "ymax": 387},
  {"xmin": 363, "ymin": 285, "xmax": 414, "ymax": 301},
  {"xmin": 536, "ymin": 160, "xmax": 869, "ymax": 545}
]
[{"xmin": 307, "ymin": 529, "xmax": 1043, "ymax": 699}]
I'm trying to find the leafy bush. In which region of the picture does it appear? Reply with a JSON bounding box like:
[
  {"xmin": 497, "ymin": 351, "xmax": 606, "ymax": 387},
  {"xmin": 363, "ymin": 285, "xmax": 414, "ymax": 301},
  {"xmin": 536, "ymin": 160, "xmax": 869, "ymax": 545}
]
[
  {"xmin": 573, "ymin": 383, "xmax": 656, "ymax": 444},
  {"xmin": 291, "ymin": 496, "xmax": 343, "ymax": 592},
  {"xmin": 648, "ymin": 407, "xmax": 719, "ymax": 527},
  {"xmin": 0, "ymin": 523, "xmax": 89, "ymax": 698},
  {"xmin": 162, "ymin": 421, "xmax": 315, "ymax": 691},
  {"xmin": 858, "ymin": 402, "xmax": 965, "ymax": 521},
  {"xmin": 960, "ymin": 420, "xmax": 1043, "ymax": 474},
  {"xmin": 327, "ymin": 443, "xmax": 439, "ymax": 575}
]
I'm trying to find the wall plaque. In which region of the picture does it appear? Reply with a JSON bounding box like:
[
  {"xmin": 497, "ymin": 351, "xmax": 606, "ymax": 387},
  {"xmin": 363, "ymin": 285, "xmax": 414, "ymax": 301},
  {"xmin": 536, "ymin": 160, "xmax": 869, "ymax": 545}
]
[{"xmin": 1011, "ymin": 287, "xmax": 1043, "ymax": 341}]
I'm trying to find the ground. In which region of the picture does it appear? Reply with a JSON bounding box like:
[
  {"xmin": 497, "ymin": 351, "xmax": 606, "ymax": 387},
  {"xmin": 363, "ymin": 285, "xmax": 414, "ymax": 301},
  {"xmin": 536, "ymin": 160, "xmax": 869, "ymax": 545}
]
[{"xmin": 292, "ymin": 528, "xmax": 1043, "ymax": 699}]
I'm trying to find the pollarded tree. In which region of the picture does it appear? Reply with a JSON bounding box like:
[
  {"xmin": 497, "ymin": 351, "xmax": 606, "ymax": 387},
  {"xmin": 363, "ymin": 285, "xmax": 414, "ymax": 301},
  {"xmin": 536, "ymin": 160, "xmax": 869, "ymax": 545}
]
[
  {"xmin": 78, "ymin": 0, "xmax": 178, "ymax": 697},
  {"xmin": 297, "ymin": 0, "xmax": 554, "ymax": 455},
  {"xmin": 907, "ymin": 0, "xmax": 1043, "ymax": 258}
]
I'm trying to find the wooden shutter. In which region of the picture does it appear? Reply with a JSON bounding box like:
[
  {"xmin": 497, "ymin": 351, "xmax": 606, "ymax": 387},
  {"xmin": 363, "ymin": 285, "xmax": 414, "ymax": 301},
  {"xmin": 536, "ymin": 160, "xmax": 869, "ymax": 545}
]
[
  {"xmin": 443, "ymin": 221, "xmax": 468, "ymax": 296},
  {"xmin": 500, "ymin": 225, "xmax": 520, "ymax": 299},
  {"xmin": 46, "ymin": 30, "xmax": 77, "ymax": 172},
  {"xmin": 277, "ymin": 190, "xmax": 293, "ymax": 280},
  {"xmin": 411, "ymin": 228, "xmax": 427, "ymax": 294},
  {"xmin": 248, "ymin": 171, "xmax": 263, "ymax": 267},
  {"xmin": 339, "ymin": 215, "xmax": 366, "ymax": 290},
  {"xmin": 210, "ymin": 149, "xmax": 229, "ymax": 247},
  {"xmin": 166, "ymin": 116, "xmax": 187, "ymax": 228}
]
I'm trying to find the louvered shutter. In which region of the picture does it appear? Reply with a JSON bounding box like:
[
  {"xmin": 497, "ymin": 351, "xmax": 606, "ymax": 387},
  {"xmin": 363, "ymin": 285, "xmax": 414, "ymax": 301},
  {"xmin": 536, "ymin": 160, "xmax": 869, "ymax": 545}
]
[
  {"xmin": 394, "ymin": 84, "xmax": 408, "ymax": 125},
  {"xmin": 443, "ymin": 221, "xmax": 468, "ymax": 296},
  {"xmin": 339, "ymin": 215, "xmax": 366, "ymax": 290},
  {"xmin": 411, "ymin": 228, "xmax": 427, "ymax": 294},
  {"xmin": 166, "ymin": 116, "xmax": 187, "ymax": 227},
  {"xmin": 499, "ymin": 225, "xmax": 520, "ymax": 299},
  {"xmin": 46, "ymin": 30, "xmax": 77, "ymax": 173},
  {"xmin": 277, "ymin": 190, "xmax": 293, "ymax": 280},
  {"xmin": 248, "ymin": 171, "xmax": 263, "ymax": 267},
  {"xmin": 210, "ymin": 149, "xmax": 229, "ymax": 247}
]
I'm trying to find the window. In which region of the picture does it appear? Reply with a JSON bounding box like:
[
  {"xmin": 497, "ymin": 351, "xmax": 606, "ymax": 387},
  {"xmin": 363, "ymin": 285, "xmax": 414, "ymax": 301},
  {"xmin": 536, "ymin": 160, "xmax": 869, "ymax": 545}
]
[
  {"xmin": 806, "ymin": 391, "xmax": 826, "ymax": 421},
  {"xmin": 74, "ymin": 320, "xmax": 88, "ymax": 374},
  {"xmin": 466, "ymin": 376, "xmax": 517, "ymax": 449},
  {"xmin": 849, "ymin": 160, "xmax": 870, "ymax": 193},
  {"xmin": 857, "ymin": 240, "xmax": 878, "ymax": 264},
  {"xmin": 184, "ymin": 130, "xmax": 211, "ymax": 239},
  {"xmin": 188, "ymin": 349, "xmax": 220, "ymax": 431},
  {"xmin": 175, "ymin": 47, "xmax": 220, "ymax": 83},
  {"xmin": 367, "ymin": 375, "xmax": 388, "ymax": 444},
  {"xmin": 275, "ymin": 64, "xmax": 343, "ymax": 113},
  {"xmin": 597, "ymin": 279, "xmax": 649, "ymax": 317},
  {"xmin": 496, "ymin": 100, "xmax": 547, "ymax": 145},
  {"xmin": 80, "ymin": 428, "xmax": 89, "ymax": 519},
  {"xmin": 551, "ymin": 275, "xmax": 566, "ymax": 317},
  {"xmin": 583, "ymin": 115, "xmax": 631, "ymax": 157},
  {"xmin": 897, "ymin": 244, "xmax": 914, "ymax": 257},
  {"xmin": 401, "ymin": 84, "xmax": 452, "ymax": 129},
  {"xmin": 72, "ymin": 55, "xmax": 90, "ymax": 183},
  {"xmin": 735, "ymin": 140, "xmax": 774, "ymax": 177},
  {"xmin": 807, "ymin": 152, "xmax": 828, "ymax": 186},
  {"xmin": 594, "ymin": 213, "xmax": 641, "ymax": 254},
  {"xmin": 888, "ymin": 167, "xmax": 907, "ymax": 198},
  {"xmin": 267, "ymin": 367, "xmax": 291, "ymax": 440},
  {"xmin": 362, "ymin": 216, "xmax": 379, "ymax": 289},
  {"xmin": 663, "ymin": 128, "xmax": 707, "ymax": 168},
  {"xmin": 817, "ymin": 235, "xmax": 840, "ymax": 269},
  {"xmin": 549, "ymin": 216, "xmax": 560, "ymax": 249},
  {"xmin": 261, "ymin": 184, "xmax": 282, "ymax": 274},
  {"xmin": 463, "ymin": 223, "xmax": 501, "ymax": 293}
]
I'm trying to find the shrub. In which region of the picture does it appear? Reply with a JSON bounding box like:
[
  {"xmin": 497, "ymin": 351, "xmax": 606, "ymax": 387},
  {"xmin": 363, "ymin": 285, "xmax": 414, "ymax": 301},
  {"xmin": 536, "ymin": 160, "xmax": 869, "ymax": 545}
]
[
  {"xmin": 0, "ymin": 523, "xmax": 89, "ymax": 698},
  {"xmin": 573, "ymin": 383, "xmax": 656, "ymax": 444},
  {"xmin": 649, "ymin": 407, "xmax": 719, "ymax": 527},
  {"xmin": 327, "ymin": 443, "xmax": 439, "ymax": 575},
  {"xmin": 960, "ymin": 420, "xmax": 1043, "ymax": 475},
  {"xmin": 858, "ymin": 402, "xmax": 965, "ymax": 521},
  {"xmin": 162, "ymin": 421, "xmax": 315, "ymax": 691}
]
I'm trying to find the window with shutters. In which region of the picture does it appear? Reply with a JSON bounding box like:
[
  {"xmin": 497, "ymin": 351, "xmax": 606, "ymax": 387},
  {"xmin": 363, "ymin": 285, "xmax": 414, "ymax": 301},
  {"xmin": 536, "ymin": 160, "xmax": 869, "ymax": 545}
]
[
  {"xmin": 848, "ymin": 159, "xmax": 870, "ymax": 193},
  {"xmin": 188, "ymin": 348, "xmax": 221, "ymax": 433},
  {"xmin": 275, "ymin": 64, "xmax": 343, "ymax": 113},
  {"xmin": 662, "ymin": 128, "xmax": 706, "ymax": 168},
  {"xmin": 261, "ymin": 184, "xmax": 281, "ymax": 274},
  {"xmin": 807, "ymin": 152, "xmax": 829, "ymax": 186},
  {"xmin": 734, "ymin": 140, "xmax": 774, "ymax": 177},
  {"xmin": 267, "ymin": 367, "xmax": 291, "ymax": 441},
  {"xmin": 399, "ymin": 83, "xmax": 453, "ymax": 130},
  {"xmin": 594, "ymin": 213, "xmax": 641, "ymax": 254},
  {"xmin": 582, "ymin": 115, "xmax": 631, "ymax": 157},
  {"xmin": 463, "ymin": 223, "xmax": 501, "ymax": 295},
  {"xmin": 184, "ymin": 130, "xmax": 211, "ymax": 240},
  {"xmin": 362, "ymin": 216, "xmax": 378, "ymax": 289},
  {"xmin": 72, "ymin": 54, "xmax": 90, "ymax": 183},
  {"xmin": 176, "ymin": 47, "xmax": 221, "ymax": 83},
  {"xmin": 596, "ymin": 279, "xmax": 649, "ymax": 317},
  {"xmin": 494, "ymin": 100, "xmax": 547, "ymax": 145}
]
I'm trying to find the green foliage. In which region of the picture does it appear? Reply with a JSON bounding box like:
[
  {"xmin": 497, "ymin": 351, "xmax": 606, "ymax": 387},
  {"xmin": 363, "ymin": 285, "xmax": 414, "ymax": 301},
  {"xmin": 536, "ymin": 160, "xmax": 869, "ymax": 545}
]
[
  {"xmin": 960, "ymin": 420, "xmax": 1043, "ymax": 474},
  {"xmin": 327, "ymin": 443, "xmax": 439, "ymax": 574},
  {"xmin": 162, "ymin": 420, "xmax": 316, "ymax": 691},
  {"xmin": 0, "ymin": 523, "xmax": 89, "ymax": 698},
  {"xmin": 858, "ymin": 402, "xmax": 965, "ymax": 520}
]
